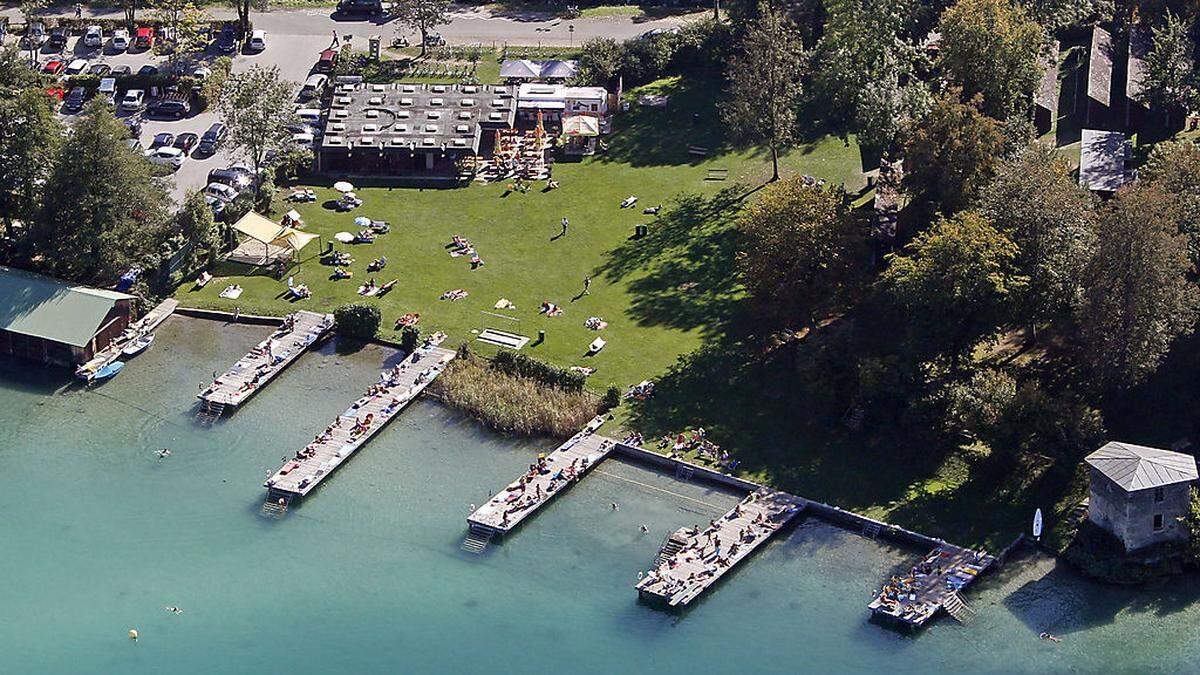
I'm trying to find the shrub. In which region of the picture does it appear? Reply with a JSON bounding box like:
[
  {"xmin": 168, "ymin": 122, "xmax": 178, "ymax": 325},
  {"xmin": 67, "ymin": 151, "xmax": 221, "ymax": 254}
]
[
  {"xmin": 399, "ymin": 324, "xmax": 421, "ymax": 353},
  {"xmin": 334, "ymin": 303, "xmax": 381, "ymax": 339},
  {"xmin": 491, "ymin": 350, "xmax": 585, "ymax": 392},
  {"xmin": 602, "ymin": 385, "xmax": 621, "ymax": 411}
]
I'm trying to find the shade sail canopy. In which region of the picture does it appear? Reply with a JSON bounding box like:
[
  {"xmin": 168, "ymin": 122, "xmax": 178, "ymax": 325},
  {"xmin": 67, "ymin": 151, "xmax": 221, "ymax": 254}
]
[
  {"xmin": 562, "ymin": 114, "xmax": 600, "ymax": 137},
  {"xmin": 231, "ymin": 211, "xmax": 317, "ymax": 252}
]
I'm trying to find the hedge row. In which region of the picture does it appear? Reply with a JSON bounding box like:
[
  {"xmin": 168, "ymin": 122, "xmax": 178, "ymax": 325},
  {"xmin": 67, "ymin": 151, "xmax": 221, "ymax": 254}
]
[
  {"xmin": 18, "ymin": 17, "xmax": 242, "ymax": 34},
  {"xmin": 491, "ymin": 350, "xmax": 586, "ymax": 393}
]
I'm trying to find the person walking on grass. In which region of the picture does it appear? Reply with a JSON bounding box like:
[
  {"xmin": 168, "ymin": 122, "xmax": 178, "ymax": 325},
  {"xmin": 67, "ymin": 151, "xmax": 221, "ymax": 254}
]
[
  {"xmin": 560, "ymin": 217, "xmax": 569, "ymax": 237},
  {"xmin": 583, "ymin": 275, "xmax": 591, "ymax": 295}
]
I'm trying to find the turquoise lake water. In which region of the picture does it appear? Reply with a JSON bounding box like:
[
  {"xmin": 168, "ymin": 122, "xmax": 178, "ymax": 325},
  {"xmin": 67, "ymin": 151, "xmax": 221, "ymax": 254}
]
[{"xmin": 3, "ymin": 317, "xmax": 1200, "ymax": 673}]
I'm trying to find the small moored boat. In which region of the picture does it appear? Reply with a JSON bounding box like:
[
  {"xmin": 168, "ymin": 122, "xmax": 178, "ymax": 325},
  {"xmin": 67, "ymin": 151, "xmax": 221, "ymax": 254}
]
[
  {"xmin": 122, "ymin": 334, "xmax": 154, "ymax": 356},
  {"xmin": 92, "ymin": 361, "xmax": 125, "ymax": 382}
]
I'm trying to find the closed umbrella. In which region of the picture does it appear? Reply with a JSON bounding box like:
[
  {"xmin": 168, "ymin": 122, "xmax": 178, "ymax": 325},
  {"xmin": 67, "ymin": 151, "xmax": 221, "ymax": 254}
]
[
  {"xmin": 333, "ymin": 181, "xmax": 355, "ymax": 193},
  {"xmin": 334, "ymin": 231, "xmax": 354, "ymax": 243}
]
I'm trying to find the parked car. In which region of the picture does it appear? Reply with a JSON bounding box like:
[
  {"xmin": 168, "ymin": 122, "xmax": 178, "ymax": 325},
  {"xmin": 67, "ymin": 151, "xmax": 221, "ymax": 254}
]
[
  {"xmin": 150, "ymin": 132, "xmax": 175, "ymax": 148},
  {"xmin": 423, "ymin": 33, "xmax": 444, "ymax": 47},
  {"xmin": 146, "ymin": 146, "xmax": 185, "ymax": 169},
  {"xmin": 204, "ymin": 194, "xmax": 226, "ymax": 215},
  {"xmin": 295, "ymin": 108, "xmax": 323, "ymax": 125},
  {"xmin": 191, "ymin": 65, "xmax": 212, "ymax": 80},
  {"xmin": 21, "ymin": 23, "xmax": 47, "ymax": 50},
  {"xmin": 204, "ymin": 182, "xmax": 239, "ymax": 202},
  {"xmin": 41, "ymin": 59, "xmax": 66, "ymax": 76},
  {"xmin": 247, "ymin": 29, "xmax": 267, "ymax": 52},
  {"xmin": 83, "ymin": 25, "xmax": 104, "ymax": 48},
  {"xmin": 148, "ymin": 95, "xmax": 190, "ymax": 118},
  {"xmin": 98, "ymin": 77, "xmax": 118, "ymax": 104},
  {"xmin": 315, "ymin": 48, "xmax": 338, "ymax": 73},
  {"xmin": 216, "ymin": 26, "xmax": 238, "ymax": 54},
  {"xmin": 110, "ymin": 29, "xmax": 130, "ymax": 52},
  {"xmin": 133, "ymin": 27, "xmax": 155, "ymax": 50},
  {"xmin": 63, "ymin": 86, "xmax": 88, "ymax": 112},
  {"xmin": 300, "ymin": 73, "xmax": 328, "ymax": 100},
  {"xmin": 119, "ymin": 89, "xmax": 146, "ymax": 112},
  {"xmin": 65, "ymin": 59, "xmax": 88, "ymax": 76},
  {"xmin": 173, "ymin": 132, "xmax": 198, "ymax": 155},
  {"xmin": 208, "ymin": 167, "xmax": 253, "ymax": 191},
  {"xmin": 89, "ymin": 63, "xmax": 111, "ymax": 76},
  {"xmin": 336, "ymin": 0, "xmax": 385, "ymax": 16},
  {"xmin": 110, "ymin": 64, "xmax": 132, "ymax": 75},
  {"xmin": 48, "ymin": 27, "xmax": 69, "ymax": 51},
  {"xmin": 126, "ymin": 138, "xmax": 143, "ymax": 151},
  {"xmin": 196, "ymin": 123, "xmax": 227, "ymax": 156},
  {"xmin": 123, "ymin": 116, "xmax": 142, "ymax": 138},
  {"xmin": 291, "ymin": 131, "xmax": 315, "ymax": 148},
  {"xmin": 137, "ymin": 64, "xmax": 158, "ymax": 76}
]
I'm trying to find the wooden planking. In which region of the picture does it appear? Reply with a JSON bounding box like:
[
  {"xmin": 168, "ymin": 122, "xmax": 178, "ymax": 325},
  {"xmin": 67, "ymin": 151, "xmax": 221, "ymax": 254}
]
[
  {"xmin": 866, "ymin": 545, "xmax": 994, "ymax": 628},
  {"xmin": 636, "ymin": 488, "xmax": 805, "ymax": 607},
  {"xmin": 199, "ymin": 311, "xmax": 332, "ymax": 409},
  {"xmin": 467, "ymin": 420, "xmax": 614, "ymax": 534},
  {"xmin": 264, "ymin": 345, "xmax": 456, "ymax": 498}
]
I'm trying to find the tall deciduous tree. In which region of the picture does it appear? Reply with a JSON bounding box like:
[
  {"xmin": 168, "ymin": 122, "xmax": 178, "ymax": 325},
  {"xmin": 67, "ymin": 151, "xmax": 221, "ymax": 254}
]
[
  {"xmin": 815, "ymin": 0, "xmax": 930, "ymax": 155},
  {"xmin": 230, "ymin": 0, "xmax": 264, "ymax": 36},
  {"xmin": 1077, "ymin": 184, "xmax": 1197, "ymax": 390},
  {"xmin": 1141, "ymin": 140, "xmax": 1200, "ymax": 267},
  {"xmin": 395, "ymin": 0, "xmax": 453, "ymax": 57},
  {"xmin": 178, "ymin": 189, "xmax": 221, "ymax": 268},
  {"xmin": 33, "ymin": 101, "xmax": 173, "ymax": 283},
  {"xmin": 736, "ymin": 177, "xmax": 866, "ymax": 329},
  {"xmin": 978, "ymin": 143, "xmax": 1097, "ymax": 335},
  {"xmin": 572, "ymin": 37, "xmax": 625, "ymax": 88},
  {"xmin": 879, "ymin": 211, "xmax": 1027, "ymax": 374},
  {"xmin": 937, "ymin": 0, "xmax": 1047, "ymax": 120},
  {"xmin": 1017, "ymin": 0, "xmax": 1111, "ymax": 32},
  {"xmin": 217, "ymin": 66, "xmax": 296, "ymax": 199},
  {"xmin": 1141, "ymin": 12, "xmax": 1199, "ymax": 119},
  {"xmin": 0, "ymin": 88, "xmax": 61, "ymax": 259},
  {"xmin": 153, "ymin": 0, "xmax": 209, "ymax": 61},
  {"xmin": 903, "ymin": 90, "xmax": 1004, "ymax": 213},
  {"xmin": 722, "ymin": 3, "xmax": 806, "ymax": 182}
]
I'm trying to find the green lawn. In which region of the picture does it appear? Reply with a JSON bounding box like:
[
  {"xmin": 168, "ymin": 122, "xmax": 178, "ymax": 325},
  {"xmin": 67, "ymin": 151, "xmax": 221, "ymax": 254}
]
[{"xmin": 176, "ymin": 77, "xmax": 865, "ymax": 393}]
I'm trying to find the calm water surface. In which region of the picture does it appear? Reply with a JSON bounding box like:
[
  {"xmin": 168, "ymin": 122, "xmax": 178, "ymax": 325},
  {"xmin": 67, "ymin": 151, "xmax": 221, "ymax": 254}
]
[{"xmin": 1, "ymin": 317, "xmax": 1198, "ymax": 674}]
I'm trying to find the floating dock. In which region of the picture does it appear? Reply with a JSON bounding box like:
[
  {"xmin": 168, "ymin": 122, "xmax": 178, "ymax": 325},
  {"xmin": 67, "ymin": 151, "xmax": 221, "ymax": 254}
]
[
  {"xmin": 464, "ymin": 419, "xmax": 613, "ymax": 551},
  {"xmin": 635, "ymin": 488, "xmax": 805, "ymax": 608},
  {"xmin": 262, "ymin": 345, "xmax": 456, "ymax": 514},
  {"xmin": 867, "ymin": 545, "xmax": 996, "ymax": 628},
  {"xmin": 198, "ymin": 310, "xmax": 332, "ymax": 417}
]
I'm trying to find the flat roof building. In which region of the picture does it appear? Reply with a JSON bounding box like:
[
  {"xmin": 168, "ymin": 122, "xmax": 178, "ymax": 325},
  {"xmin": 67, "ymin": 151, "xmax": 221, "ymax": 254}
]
[
  {"xmin": 316, "ymin": 82, "xmax": 517, "ymax": 177},
  {"xmin": 0, "ymin": 265, "xmax": 134, "ymax": 366},
  {"xmin": 1079, "ymin": 129, "xmax": 1131, "ymax": 193}
]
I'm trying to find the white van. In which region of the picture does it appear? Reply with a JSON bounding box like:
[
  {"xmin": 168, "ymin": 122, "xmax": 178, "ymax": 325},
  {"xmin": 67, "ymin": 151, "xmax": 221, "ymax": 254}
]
[
  {"xmin": 98, "ymin": 77, "xmax": 118, "ymax": 105},
  {"xmin": 300, "ymin": 74, "xmax": 328, "ymax": 100},
  {"xmin": 295, "ymin": 108, "xmax": 322, "ymax": 124}
]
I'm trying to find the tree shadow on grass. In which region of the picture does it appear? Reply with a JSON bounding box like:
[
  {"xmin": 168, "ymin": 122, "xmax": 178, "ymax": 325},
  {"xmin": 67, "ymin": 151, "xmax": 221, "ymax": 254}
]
[{"xmin": 595, "ymin": 185, "xmax": 749, "ymax": 335}]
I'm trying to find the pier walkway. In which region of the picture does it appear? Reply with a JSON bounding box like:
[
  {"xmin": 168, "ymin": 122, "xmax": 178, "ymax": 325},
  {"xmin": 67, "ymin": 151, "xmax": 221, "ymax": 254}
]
[
  {"xmin": 75, "ymin": 298, "xmax": 178, "ymax": 379},
  {"xmin": 867, "ymin": 545, "xmax": 995, "ymax": 628},
  {"xmin": 198, "ymin": 310, "xmax": 332, "ymax": 416},
  {"xmin": 635, "ymin": 488, "xmax": 805, "ymax": 607},
  {"xmin": 465, "ymin": 419, "xmax": 613, "ymax": 547},
  {"xmin": 263, "ymin": 344, "xmax": 456, "ymax": 510}
]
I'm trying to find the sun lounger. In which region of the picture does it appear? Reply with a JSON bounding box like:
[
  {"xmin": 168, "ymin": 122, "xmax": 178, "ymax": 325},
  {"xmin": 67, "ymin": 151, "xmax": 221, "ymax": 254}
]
[
  {"xmin": 588, "ymin": 337, "xmax": 606, "ymax": 354},
  {"xmin": 620, "ymin": 196, "xmax": 638, "ymax": 208}
]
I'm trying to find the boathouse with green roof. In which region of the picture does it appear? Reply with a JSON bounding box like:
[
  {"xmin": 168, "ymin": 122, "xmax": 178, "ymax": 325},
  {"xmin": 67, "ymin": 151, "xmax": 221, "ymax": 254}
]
[{"xmin": 0, "ymin": 266, "xmax": 134, "ymax": 366}]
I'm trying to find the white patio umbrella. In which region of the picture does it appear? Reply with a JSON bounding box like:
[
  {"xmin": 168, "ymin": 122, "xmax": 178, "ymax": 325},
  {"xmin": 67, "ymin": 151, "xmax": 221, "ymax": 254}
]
[
  {"xmin": 333, "ymin": 181, "xmax": 355, "ymax": 193},
  {"xmin": 334, "ymin": 231, "xmax": 354, "ymax": 243},
  {"xmin": 354, "ymin": 216, "xmax": 371, "ymax": 227}
]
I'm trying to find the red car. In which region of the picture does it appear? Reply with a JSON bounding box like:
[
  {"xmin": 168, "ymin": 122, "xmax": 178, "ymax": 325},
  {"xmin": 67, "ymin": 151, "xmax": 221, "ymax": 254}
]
[
  {"xmin": 134, "ymin": 27, "xmax": 155, "ymax": 50},
  {"xmin": 316, "ymin": 48, "xmax": 338, "ymax": 73},
  {"xmin": 42, "ymin": 60, "xmax": 66, "ymax": 75}
]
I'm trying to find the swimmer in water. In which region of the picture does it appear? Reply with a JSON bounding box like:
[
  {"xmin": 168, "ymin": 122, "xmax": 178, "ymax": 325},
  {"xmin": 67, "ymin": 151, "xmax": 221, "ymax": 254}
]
[
  {"xmin": 156, "ymin": 448, "xmax": 172, "ymax": 459},
  {"xmin": 640, "ymin": 524, "xmax": 649, "ymax": 533},
  {"xmin": 611, "ymin": 502, "xmax": 619, "ymax": 511},
  {"xmin": 165, "ymin": 606, "xmax": 183, "ymax": 614},
  {"xmin": 1039, "ymin": 632, "xmax": 1060, "ymax": 643}
]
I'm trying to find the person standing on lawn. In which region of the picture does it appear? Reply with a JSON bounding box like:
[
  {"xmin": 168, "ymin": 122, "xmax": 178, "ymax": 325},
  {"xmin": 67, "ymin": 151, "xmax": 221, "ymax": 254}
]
[
  {"xmin": 583, "ymin": 275, "xmax": 591, "ymax": 295},
  {"xmin": 561, "ymin": 217, "xmax": 569, "ymax": 237}
]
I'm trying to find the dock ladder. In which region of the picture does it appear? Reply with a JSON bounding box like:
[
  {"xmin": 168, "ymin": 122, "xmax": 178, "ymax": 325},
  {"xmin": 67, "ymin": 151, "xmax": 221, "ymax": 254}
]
[
  {"xmin": 942, "ymin": 592, "xmax": 976, "ymax": 624},
  {"xmin": 675, "ymin": 465, "xmax": 695, "ymax": 482},
  {"xmin": 862, "ymin": 521, "xmax": 883, "ymax": 539},
  {"xmin": 261, "ymin": 493, "xmax": 293, "ymax": 519},
  {"xmin": 655, "ymin": 528, "xmax": 692, "ymax": 566},
  {"xmin": 462, "ymin": 525, "xmax": 494, "ymax": 554},
  {"xmin": 197, "ymin": 400, "xmax": 226, "ymax": 424}
]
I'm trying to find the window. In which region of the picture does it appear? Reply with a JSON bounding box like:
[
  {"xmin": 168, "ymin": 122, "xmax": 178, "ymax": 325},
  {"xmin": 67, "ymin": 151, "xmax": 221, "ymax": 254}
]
[
  {"xmin": 1153, "ymin": 514, "xmax": 1165, "ymax": 531},
  {"xmin": 1154, "ymin": 487, "xmax": 1165, "ymax": 502}
]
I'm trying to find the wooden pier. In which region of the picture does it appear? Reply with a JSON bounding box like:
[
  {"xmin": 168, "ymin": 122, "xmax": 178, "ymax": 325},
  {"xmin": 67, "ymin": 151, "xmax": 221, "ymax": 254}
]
[
  {"xmin": 867, "ymin": 545, "xmax": 995, "ymax": 628},
  {"xmin": 75, "ymin": 298, "xmax": 178, "ymax": 379},
  {"xmin": 198, "ymin": 310, "xmax": 332, "ymax": 417},
  {"xmin": 635, "ymin": 488, "xmax": 805, "ymax": 608},
  {"xmin": 464, "ymin": 418, "xmax": 613, "ymax": 550},
  {"xmin": 262, "ymin": 344, "xmax": 456, "ymax": 513}
]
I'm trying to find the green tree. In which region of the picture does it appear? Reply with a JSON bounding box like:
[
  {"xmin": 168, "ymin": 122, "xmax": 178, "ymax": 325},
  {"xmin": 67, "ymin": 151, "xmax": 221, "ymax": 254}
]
[
  {"xmin": 217, "ymin": 66, "xmax": 296, "ymax": 199},
  {"xmin": 721, "ymin": 3, "xmax": 806, "ymax": 182},
  {"xmin": 335, "ymin": 303, "xmax": 381, "ymax": 339},
  {"xmin": 152, "ymin": 0, "xmax": 209, "ymax": 61},
  {"xmin": 0, "ymin": 88, "xmax": 61, "ymax": 259},
  {"xmin": 978, "ymin": 143, "xmax": 1097, "ymax": 336},
  {"xmin": 1017, "ymin": 0, "xmax": 1110, "ymax": 32},
  {"xmin": 1141, "ymin": 12, "xmax": 1199, "ymax": 119},
  {"xmin": 19, "ymin": 0, "xmax": 46, "ymax": 65},
  {"xmin": 395, "ymin": 0, "xmax": 453, "ymax": 57},
  {"xmin": 1141, "ymin": 141, "xmax": 1200, "ymax": 267},
  {"xmin": 572, "ymin": 38, "xmax": 625, "ymax": 87},
  {"xmin": 937, "ymin": 0, "xmax": 1047, "ymax": 120},
  {"xmin": 177, "ymin": 189, "xmax": 221, "ymax": 268},
  {"xmin": 903, "ymin": 90, "xmax": 1004, "ymax": 213},
  {"xmin": 230, "ymin": 0, "xmax": 264, "ymax": 36},
  {"xmin": 0, "ymin": 44, "xmax": 41, "ymax": 89},
  {"xmin": 815, "ymin": 0, "xmax": 930, "ymax": 155},
  {"xmin": 33, "ymin": 101, "xmax": 173, "ymax": 283},
  {"xmin": 122, "ymin": 0, "xmax": 139, "ymax": 31},
  {"xmin": 1077, "ymin": 184, "xmax": 1197, "ymax": 390},
  {"xmin": 736, "ymin": 177, "xmax": 866, "ymax": 329},
  {"xmin": 880, "ymin": 211, "xmax": 1027, "ymax": 374}
]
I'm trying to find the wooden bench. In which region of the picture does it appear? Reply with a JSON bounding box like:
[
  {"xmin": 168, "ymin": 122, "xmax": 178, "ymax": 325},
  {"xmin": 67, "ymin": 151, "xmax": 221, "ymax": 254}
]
[
  {"xmin": 688, "ymin": 145, "xmax": 710, "ymax": 157},
  {"xmin": 705, "ymin": 168, "xmax": 729, "ymax": 181}
]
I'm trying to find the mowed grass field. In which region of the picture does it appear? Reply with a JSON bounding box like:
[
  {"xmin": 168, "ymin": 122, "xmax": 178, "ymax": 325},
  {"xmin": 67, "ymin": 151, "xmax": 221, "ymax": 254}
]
[{"xmin": 176, "ymin": 77, "xmax": 866, "ymax": 391}]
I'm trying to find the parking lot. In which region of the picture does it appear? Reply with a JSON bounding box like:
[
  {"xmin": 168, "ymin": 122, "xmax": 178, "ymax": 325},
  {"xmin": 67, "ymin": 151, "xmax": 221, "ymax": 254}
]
[{"xmin": 10, "ymin": 28, "xmax": 336, "ymax": 202}]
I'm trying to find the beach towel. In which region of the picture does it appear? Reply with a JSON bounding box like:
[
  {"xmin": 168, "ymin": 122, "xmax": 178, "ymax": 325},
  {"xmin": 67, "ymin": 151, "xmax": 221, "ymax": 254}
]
[{"xmin": 219, "ymin": 285, "xmax": 243, "ymax": 299}]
